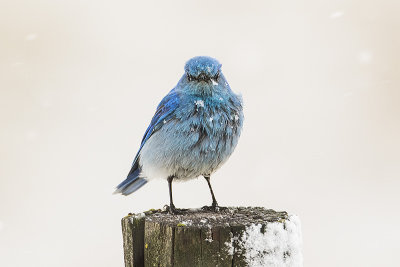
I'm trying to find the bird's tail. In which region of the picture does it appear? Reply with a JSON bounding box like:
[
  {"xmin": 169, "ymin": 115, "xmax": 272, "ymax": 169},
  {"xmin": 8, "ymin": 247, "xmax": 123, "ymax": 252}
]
[{"xmin": 114, "ymin": 163, "xmax": 147, "ymax": 195}]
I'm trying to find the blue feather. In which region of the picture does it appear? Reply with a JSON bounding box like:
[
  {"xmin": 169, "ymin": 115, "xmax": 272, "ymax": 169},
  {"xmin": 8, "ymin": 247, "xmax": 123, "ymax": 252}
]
[
  {"xmin": 113, "ymin": 167, "xmax": 143, "ymax": 195},
  {"xmin": 114, "ymin": 90, "xmax": 180, "ymax": 195},
  {"xmin": 131, "ymin": 89, "xmax": 180, "ymax": 169},
  {"xmin": 140, "ymin": 90, "xmax": 180, "ymax": 149}
]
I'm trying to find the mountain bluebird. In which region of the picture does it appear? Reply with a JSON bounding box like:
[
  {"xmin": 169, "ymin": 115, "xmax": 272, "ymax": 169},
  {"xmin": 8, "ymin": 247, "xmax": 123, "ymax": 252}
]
[{"xmin": 115, "ymin": 56, "xmax": 243, "ymax": 213}]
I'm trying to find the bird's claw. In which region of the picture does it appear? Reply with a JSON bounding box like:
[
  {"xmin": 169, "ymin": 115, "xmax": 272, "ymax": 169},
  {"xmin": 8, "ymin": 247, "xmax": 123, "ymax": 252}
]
[
  {"xmin": 165, "ymin": 205, "xmax": 187, "ymax": 214},
  {"xmin": 201, "ymin": 204, "xmax": 228, "ymax": 212}
]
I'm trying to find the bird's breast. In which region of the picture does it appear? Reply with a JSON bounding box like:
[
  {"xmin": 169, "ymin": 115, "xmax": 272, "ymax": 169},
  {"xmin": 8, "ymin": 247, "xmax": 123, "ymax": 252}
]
[
  {"xmin": 139, "ymin": 95, "xmax": 243, "ymax": 180},
  {"xmin": 173, "ymin": 96, "xmax": 243, "ymax": 153}
]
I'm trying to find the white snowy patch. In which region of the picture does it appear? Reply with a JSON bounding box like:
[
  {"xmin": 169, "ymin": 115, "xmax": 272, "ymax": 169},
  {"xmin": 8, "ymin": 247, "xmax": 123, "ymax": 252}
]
[
  {"xmin": 163, "ymin": 119, "xmax": 167, "ymax": 124},
  {"xmin": 136, "ymin": 213, "xmax": 145, "ymax": 218},
  {"xmin": 205, "ymin": 237, "xmax": 213, "ymax": 243},
  {"xmin": 200, "ymin": 219, "xmax": 208, "ymax": 224},
  {"xmin": 179, "ymin": 220, "xmax": 193, "ymax": 226},
  {"xmin": 211, "ymin": 79, "xmax": 218, "ymax": 86},
  {"xmin": 130, "ymin": 213, "xmax": 145, "ymax": 223},
  {"xmin": 225, "ymin": 232, "xmax": 237, "ymax": 255},
  {"xmin": 358, "ymin": 50, "xmax": 373, "ymax": 64},
  {"xmin": 194, "ymin": 100, "xmax": 204, "ymax": 108},
  {"xmin": 226, "ymin": 215, "xmax": 303, "ymax": 267},
  {"xmin": 204, "ymin": 225, "xmax": 214, "ymax": 242},
  {"xmin": 234, "ymin": 114, "xmax": 239, "ymax": 121},
  {"xmin": 330, "ymin": 11, "xmax": 344, "ymax": 19},
  {"xmin": 25, "ymin": 33, "xmax": 37, "ymax": 41},
  {"xmin": 209, "ymin": 117, "xmax": 213, "ymax": 122}
]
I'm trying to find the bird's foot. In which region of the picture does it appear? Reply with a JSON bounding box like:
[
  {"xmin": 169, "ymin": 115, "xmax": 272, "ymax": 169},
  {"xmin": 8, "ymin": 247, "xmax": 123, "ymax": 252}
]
[
  {"xmin": 201, "ymin": 203, "xmax": 228, "ymax": 213},
  {"xmin": 165, "ymin": 204, "xmax": 187, "ymax": 214}
]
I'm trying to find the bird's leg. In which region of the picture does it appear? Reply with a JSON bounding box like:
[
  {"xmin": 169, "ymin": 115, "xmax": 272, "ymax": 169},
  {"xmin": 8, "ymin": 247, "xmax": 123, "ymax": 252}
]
[
  {"xmin": 204, "ymin": 175, "xmax": 218, "ymax": 209},
  {"xmin": 166, "ymin": 176, "xmax": 187, "ymax": 214},
  {"xmin": 167, "ymin": 176, "xmax": 176, "ymax": 212}
]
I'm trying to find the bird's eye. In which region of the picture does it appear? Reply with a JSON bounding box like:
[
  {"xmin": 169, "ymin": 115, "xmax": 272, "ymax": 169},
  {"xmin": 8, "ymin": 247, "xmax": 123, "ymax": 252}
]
[{"xmin": 187, "ymin": 74, "xmax": 193, "ymax": 81}]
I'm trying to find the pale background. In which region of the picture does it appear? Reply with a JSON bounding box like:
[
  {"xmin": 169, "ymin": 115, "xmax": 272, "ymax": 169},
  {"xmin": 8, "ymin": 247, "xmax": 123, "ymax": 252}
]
[{"xmin": 1, "ymin": 0, "xmax": 399, "ymax": 266}]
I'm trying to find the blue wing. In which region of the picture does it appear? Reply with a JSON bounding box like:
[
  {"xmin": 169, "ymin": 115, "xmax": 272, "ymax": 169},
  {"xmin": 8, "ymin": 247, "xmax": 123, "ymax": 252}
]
[
  {"xmin": 114, "ymin": 89, "xmax": 180, "ymax": 195},
  {"xmin": 139, "ymin": 89, "xmax": 180, "ymax": 153}
]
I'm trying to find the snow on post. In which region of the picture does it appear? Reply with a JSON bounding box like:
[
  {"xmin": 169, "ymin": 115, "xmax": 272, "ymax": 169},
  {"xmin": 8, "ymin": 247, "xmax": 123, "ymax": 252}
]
[{"xmin": 121, "ymin": 207, "xmax": 302, "ymax": 267}]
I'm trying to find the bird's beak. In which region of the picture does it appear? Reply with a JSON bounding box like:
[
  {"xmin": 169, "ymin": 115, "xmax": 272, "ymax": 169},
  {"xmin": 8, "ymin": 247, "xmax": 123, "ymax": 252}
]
[{"xmin": 198, "ymin": 73, "xmax": 209, "ymax": 81}]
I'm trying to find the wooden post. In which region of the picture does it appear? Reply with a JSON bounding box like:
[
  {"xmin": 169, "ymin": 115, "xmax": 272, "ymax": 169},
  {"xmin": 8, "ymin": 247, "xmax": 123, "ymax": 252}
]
[{"xmin": 121, "ymin": 207, "xmax": 302, "ymax": 267}]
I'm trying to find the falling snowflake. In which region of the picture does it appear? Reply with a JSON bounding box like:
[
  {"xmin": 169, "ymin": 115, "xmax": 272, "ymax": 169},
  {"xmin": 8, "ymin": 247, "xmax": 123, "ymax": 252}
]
[
  {"xmin": 25, "ymin": 33, "xmax": 37, "ymax": 41},
  {"xmin": 330, "ymin": 11, "xmax": 344, "ymax": 19},
  {"xmin": 194, "ymin": 100, "xmax": 204, "ymax": 107},
  {"xmin": 358, "ymin": 50, "xmax": 373, "ymax": 64}
]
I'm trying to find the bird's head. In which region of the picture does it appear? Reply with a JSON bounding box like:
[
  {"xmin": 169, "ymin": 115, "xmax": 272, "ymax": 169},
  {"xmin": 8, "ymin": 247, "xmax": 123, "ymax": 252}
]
[{"xmin": 184, "ymin": 56, "xmax": 222, "ymax": 82}]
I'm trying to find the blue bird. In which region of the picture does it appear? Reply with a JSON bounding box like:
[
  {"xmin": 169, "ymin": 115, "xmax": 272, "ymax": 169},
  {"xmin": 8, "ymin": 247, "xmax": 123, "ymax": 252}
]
[{"xmin": 115, "ymin": 56, "xmax": 243, "ymax": 213}]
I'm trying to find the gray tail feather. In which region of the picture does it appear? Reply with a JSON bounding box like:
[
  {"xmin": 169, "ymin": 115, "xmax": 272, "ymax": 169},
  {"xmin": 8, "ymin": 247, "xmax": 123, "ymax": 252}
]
[{"xmin": 114, "ymin": 166, "xmax": 148, "ymax": 195}]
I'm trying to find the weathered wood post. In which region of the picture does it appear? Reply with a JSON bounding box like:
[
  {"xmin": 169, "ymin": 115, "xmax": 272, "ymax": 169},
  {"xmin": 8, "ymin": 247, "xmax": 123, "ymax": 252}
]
[{"xmin": 121, "ymin": 207, "xmax": 302, "ymax": 267}]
